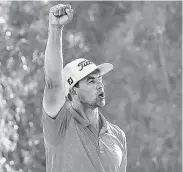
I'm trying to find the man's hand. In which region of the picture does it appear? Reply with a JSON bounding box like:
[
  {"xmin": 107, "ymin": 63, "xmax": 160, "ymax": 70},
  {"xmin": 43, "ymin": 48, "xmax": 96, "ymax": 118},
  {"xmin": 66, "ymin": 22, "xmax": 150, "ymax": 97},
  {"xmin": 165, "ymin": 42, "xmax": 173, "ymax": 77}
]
[{"xmin": 49, "ymin": 4, "xmax": 73, "ymax": 27}]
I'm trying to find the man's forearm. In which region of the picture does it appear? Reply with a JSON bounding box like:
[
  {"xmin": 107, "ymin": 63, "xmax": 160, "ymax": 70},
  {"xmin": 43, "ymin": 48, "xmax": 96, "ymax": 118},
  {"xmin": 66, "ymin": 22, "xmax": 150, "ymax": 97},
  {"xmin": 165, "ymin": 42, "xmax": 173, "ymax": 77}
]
[{"xmin": 44, "ymin": 26, "xmax": 64, "ymax": 83}]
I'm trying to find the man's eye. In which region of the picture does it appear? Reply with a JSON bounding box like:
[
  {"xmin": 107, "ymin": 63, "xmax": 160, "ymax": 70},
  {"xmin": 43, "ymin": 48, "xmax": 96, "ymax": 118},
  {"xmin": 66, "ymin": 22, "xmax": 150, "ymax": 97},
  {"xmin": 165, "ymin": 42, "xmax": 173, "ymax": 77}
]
[{"xmin": 89, "ymin": 80, "xmax": 94, "ymax": 83}]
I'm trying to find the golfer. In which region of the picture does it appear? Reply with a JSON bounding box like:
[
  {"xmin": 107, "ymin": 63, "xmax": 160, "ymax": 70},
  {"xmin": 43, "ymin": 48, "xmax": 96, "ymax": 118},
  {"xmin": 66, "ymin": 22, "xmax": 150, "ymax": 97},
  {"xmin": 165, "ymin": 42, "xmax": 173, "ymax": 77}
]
[{"xmin": 42, "ymin": 4, "xmax": 127, "ymax": 172}]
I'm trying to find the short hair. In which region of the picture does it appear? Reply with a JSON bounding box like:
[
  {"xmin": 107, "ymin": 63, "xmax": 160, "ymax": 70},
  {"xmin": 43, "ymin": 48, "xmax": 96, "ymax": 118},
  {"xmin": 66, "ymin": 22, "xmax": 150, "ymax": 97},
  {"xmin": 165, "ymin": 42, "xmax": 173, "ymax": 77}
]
[{"xmin": 73, "ymin": 81, "xmax": 79, "ymax": 88}]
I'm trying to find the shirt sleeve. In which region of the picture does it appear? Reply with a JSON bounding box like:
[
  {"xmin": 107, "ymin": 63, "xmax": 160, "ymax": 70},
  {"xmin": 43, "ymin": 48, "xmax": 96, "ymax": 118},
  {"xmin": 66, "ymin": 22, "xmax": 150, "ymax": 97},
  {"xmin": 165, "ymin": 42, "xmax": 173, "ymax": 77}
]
[
  {"xmin": 110, "ymin": 124, "xmax": 127, "ymax": 172},
  {"xmin": 42, "ymin": 102, "xmax": 71, "ymax": 146},
  {"xmin": 119, "ymin": 131, "xmax": 127, "ymax": 172}
]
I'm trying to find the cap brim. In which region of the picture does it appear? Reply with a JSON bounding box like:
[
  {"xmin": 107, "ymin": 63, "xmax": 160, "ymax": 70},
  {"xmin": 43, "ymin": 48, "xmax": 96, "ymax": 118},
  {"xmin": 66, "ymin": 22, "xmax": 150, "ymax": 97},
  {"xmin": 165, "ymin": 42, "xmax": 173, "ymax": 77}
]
[{"xmin": 96, "ymin": 63, "xmax": 113, "ymax": 76}]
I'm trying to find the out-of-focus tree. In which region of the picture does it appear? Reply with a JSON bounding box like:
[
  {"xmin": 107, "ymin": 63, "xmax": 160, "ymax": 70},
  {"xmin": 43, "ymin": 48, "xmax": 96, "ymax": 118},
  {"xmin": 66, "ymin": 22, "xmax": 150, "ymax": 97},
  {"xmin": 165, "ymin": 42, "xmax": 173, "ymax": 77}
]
[{"xmin": 0, "ymin": 1, "xmax": 181, "ymax": 172}]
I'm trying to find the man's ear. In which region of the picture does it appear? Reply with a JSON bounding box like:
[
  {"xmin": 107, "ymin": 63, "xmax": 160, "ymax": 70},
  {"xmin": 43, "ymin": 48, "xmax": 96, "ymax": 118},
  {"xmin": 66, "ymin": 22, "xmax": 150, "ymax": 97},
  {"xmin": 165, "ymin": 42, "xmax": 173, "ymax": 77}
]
[
  {"xmin": 67, "ymin": 93, "xmax": 73, "ymax": 101},
  {"xmin": 68, "ymin": 87, "xmax": 76, "ymax": 102}
]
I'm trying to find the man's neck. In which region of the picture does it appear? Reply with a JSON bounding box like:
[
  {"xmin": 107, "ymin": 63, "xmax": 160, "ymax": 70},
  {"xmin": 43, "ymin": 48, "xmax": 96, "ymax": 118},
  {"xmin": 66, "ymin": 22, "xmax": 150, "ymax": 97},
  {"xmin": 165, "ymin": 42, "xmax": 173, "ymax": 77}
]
[{"xmin": 82, "ymin": 103, "xmax": 99, "ymax": 130}]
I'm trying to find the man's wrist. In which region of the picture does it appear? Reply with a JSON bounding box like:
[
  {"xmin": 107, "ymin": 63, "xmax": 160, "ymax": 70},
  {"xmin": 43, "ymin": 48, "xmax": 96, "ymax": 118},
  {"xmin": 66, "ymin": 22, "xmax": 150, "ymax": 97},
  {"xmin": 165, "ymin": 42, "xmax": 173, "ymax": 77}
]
[{"xmin": 49, "ymin": 24, "xmax": 64, "ymax": 32}]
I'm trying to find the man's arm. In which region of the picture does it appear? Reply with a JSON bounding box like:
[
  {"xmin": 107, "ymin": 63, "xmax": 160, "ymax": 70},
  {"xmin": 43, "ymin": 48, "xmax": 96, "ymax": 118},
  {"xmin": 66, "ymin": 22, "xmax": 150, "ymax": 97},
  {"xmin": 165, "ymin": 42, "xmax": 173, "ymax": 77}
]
[{"xmin": 43, "ymin": 4, "xmax": 73, "ymax": 118}]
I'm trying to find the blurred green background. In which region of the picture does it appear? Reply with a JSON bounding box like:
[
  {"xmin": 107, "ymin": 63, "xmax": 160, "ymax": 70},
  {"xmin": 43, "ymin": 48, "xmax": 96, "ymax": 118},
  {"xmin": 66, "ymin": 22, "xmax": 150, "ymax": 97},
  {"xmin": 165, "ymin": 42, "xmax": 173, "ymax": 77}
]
[{"xmin": 0, "ymin": 1, "xmax": 182, "ymax": 172}]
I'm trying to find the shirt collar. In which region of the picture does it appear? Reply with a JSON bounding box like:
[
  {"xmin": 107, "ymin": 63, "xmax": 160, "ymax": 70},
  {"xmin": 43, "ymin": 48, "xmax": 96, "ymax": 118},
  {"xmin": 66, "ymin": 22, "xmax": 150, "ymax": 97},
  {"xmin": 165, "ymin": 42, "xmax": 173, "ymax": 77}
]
[
  {"xmin": 67, "ymin": 102, "xmax": 90, "ymax": 127},
  {"xmin": 67, "ymin": 101, "xmax": 111, "ymax": 134},
  {"xmin": 98, "ymin": 112, "xmax": 111, "ymax": 135}
]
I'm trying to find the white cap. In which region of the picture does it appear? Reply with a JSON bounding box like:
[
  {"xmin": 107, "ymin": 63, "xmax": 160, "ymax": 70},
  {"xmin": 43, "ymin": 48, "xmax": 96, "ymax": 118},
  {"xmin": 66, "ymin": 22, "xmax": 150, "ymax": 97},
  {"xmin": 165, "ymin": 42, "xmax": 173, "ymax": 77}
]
[{"xmin": 63, "ymin": 58, "xmax": 113, "ymax": 95}]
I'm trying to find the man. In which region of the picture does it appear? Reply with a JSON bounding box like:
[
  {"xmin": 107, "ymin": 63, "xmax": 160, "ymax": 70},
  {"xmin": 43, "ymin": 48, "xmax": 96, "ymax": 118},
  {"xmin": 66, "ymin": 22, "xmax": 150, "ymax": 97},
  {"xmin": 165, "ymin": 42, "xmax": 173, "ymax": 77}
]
[{"xmin": 43, "ymin": 4, "xmax": 127, "ymax": 172}]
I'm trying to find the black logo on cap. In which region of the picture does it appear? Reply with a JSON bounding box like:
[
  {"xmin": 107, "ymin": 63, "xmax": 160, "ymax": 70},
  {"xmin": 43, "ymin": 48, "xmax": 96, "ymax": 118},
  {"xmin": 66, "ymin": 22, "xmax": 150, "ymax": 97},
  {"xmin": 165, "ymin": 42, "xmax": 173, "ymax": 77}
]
[
  {"xmin": 78, "ymin": 60, "xmax": 93, "ymax": 71},
  {"xmin": 67, "ymin": 77, "xmax": 73, "ymax": 85}
]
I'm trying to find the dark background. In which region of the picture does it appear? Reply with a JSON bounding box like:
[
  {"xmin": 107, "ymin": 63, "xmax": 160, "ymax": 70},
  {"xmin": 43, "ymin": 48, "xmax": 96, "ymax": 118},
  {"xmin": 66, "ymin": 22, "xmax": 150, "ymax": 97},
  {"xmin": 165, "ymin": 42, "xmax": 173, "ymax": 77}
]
[{"xmin": 0, "ymin": 1, "xmax": 182, "ymax": 172}]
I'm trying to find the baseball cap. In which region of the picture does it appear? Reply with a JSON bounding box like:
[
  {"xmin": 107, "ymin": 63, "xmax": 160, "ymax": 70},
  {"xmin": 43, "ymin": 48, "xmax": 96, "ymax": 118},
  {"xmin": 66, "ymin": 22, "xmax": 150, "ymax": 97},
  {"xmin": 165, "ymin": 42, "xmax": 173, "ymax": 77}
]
[{"xmin": 63, "ymin": 58, "xmax": 113, "ymax": 95}]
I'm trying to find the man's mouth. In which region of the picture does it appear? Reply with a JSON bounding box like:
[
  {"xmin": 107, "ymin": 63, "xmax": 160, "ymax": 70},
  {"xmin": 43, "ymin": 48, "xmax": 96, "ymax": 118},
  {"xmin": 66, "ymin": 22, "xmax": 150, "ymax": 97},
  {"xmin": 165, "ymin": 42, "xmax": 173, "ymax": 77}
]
[{"xmin": 98, "ymin": 92, "xmax": 105, "ymax": 99}]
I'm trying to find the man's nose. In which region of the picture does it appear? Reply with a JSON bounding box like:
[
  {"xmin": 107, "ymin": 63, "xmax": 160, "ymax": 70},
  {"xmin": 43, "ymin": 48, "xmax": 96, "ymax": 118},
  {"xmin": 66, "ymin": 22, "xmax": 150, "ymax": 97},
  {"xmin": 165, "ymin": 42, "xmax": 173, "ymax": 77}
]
[{"xmin": 96, "ymin": 80, "xmax": 104, "ymax": 90}]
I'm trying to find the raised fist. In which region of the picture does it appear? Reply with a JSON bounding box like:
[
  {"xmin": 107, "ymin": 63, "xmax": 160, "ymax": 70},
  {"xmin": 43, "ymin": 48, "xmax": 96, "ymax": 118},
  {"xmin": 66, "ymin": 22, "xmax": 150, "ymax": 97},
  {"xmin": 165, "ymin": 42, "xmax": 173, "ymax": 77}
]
[{"xmin": 49, "ymin": 4, "xmax": 73, "ymax": 27}]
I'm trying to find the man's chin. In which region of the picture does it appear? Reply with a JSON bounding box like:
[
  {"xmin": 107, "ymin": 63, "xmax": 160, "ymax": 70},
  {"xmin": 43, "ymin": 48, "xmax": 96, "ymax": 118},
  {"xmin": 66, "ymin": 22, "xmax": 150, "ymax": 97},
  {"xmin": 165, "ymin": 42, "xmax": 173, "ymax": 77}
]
[{"xmin": 96, "ymin": 99, "xmax": 105, "ymax": 107}]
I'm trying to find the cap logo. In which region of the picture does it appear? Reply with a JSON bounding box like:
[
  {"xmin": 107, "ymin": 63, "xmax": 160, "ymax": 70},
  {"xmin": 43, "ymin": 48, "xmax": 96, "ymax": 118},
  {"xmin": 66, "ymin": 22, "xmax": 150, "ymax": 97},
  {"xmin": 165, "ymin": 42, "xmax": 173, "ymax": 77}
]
[
  {"xmin": 78, "ymin": 60, "xmax": 93, "ymax": 71},
  {"xmin": 67, "ymin": 77, "xmax": 73, "ymax": 85}
]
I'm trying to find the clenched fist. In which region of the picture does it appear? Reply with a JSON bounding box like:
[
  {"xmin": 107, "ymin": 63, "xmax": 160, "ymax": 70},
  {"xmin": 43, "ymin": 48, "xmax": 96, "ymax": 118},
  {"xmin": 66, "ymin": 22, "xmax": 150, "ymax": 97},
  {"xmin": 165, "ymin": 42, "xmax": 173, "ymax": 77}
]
[{"xmin": 49, "ymin": 4, "xmax": 73, "ymax": 27}]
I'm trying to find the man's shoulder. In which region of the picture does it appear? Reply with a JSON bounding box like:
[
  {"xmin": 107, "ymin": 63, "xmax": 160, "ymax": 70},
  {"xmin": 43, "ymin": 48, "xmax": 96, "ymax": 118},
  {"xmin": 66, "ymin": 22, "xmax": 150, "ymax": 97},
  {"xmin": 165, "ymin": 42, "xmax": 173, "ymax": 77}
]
[
  {"xmin": 107, "ymin": 122, "xmax": 126, "ymax": 142},
  {"xmin": 107, "ymin": 121, "xmax": 125, "ymax": 134}
]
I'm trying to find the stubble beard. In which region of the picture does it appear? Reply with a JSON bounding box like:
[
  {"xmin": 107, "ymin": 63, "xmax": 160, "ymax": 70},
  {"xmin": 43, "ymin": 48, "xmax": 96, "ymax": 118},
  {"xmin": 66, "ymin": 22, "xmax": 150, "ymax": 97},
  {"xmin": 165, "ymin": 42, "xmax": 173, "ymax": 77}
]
[
  {"xmin": 96, "ymin": 96, "xmax": 105, "ymax": 107},
  {"xmin": 78, "ymin": 93, "xmax": 105, "ymax": 108}
]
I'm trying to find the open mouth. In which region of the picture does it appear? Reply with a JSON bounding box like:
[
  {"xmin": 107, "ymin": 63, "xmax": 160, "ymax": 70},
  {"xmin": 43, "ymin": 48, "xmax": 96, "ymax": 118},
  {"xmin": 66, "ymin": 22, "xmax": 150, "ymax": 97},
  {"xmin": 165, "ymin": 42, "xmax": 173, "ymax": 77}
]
[{"xmin": 98, "ymin": 92, "xmax": 105, "ymax": 98}]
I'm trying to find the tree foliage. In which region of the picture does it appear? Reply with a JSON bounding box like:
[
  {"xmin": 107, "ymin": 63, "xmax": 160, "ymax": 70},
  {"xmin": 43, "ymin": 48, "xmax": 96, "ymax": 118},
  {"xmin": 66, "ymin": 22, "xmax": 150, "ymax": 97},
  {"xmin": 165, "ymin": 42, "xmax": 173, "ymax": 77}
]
[{"xmin": 0, "ymin": 1, "xmax": 182, "ymax": 172}]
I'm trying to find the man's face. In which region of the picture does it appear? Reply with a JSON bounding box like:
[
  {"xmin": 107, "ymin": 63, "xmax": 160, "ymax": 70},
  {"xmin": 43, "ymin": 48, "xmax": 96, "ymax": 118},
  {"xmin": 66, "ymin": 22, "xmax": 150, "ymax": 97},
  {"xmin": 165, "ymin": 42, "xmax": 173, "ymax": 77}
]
[{"xmin": 75, "ymin": 70, "xmax": 105, "ymax": 108}]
